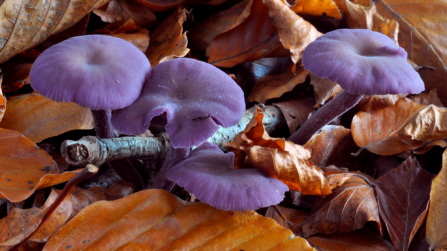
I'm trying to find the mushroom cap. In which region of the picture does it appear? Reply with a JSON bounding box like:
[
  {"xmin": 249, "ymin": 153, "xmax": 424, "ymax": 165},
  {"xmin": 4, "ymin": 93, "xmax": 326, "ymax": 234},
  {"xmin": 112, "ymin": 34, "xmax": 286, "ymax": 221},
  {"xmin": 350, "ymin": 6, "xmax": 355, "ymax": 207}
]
[
  {"xmin": 30, "ymin": 35, "xmax": 151, "ymax": 110},
  {"xmin": 111, "ymin": 58, "xmax": 246, "ymax": 148},
  {"xmin": 302, "ymin": 29, "xmax": 424, "ymax": 95},
  {"xmin": 166, "ymin": 142, "xmax": 289, "ymax": 211}
]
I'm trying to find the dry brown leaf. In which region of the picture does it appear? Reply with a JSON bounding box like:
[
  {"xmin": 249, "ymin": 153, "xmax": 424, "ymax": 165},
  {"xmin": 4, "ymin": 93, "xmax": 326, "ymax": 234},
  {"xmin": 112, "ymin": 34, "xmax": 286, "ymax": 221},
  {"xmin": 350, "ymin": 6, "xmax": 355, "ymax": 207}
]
[
  {"xmin": 44, "ymin": 189, "xmax": 315, "ymax": 250},
  {"xmin": 0, "ymin": 92, "xmax": 94, "ymax": 143},
  {"xmin": 0, "ymin": 206, "xmax": 43, "ymax": 248},
  {"xmin": 0, "ymin": 0, "xmax": 110, "ymax": 64},
  {"xmin": 188, "ymin": 0, "xmax": 253, "ymax": 53},
  {"xmin": 93, "ymin": 0, "xmax": 157, "ymax": 30},
  {"xmin": 208, "ymin": 0, "xmax": 287, "ymax": 68},
  {"xmin": 282, "ymin": 0, "xmax": 341, "ymax": 18},
  {"xmin": 248, "ymin": 65, "xmax": 309, "ymax": 104},
  {"xmin": 307, "ymin": 227, "xmax": 396, "ymax": 251},
  {"xmin": 0, "ymin": 129, "xmax": 82, "ymax": 202},
  {"xmin": 273, "ymin": 97, "xmax": 315, "ymax": 134},
  {"xmin": 131, "ymin": 0, "xmax": 180, "ymax": 12},
  {"xmin": 265, "ymin": 205, "xmax": 309, "ymax": 236},
  {"xmin": 426, "ymin": 149, "xmax": 447, "ymax": 250},
  {"xmin": 310, "ymin": 73, "xmax": 343, "ymax": 108},
  {"xmin": 375, "ymin": 156, "xmax": 433, "ymax": 251},
  {"xmin": 374, "ymin": 0, "xmax": 447, "ymax": 105},
  {"xmin": 304, "ymin": 125, "xmax": 363, "ymax": 171},
  {"xmin": 145, "ymin": 7, "xmax": 189, "ymax": 67},
  {"xmin": 0, "ymin": 80, "xmax": 4, "ymax": 123},
  {"xmin": 226, "ymin": 107, "xmax": 331, "ymax": 196},
  {"xmin": 301, "ymin": 174, "xmax": 381, "ymax": 237},
  {"xmin": 94, "ymin": 19, "xmax": 150, "ymax": 52},
  {"xmin": 0, "ymin": 50, "xmax": 39, "ymax": 94},
  {"xmin": 263, "ymin": 0, "xmax": 322, "ymax": 64},
  {"xmin": 352, "ymin": 98, "xmax": 429, "ymax": 155}
]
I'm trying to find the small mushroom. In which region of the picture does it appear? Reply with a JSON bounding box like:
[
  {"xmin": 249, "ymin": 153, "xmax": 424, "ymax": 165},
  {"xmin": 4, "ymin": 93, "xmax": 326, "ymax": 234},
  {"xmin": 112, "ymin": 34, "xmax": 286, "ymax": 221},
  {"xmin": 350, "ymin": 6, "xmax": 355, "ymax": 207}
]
[
  {"xmin": 112, "ymin": 58, "xmax": 246, "ymax": 189},
  {"xmin": 30, "ymin": 35, "xmax": 152, "ymax": 189},
  {"xmin": 288, "ymin": 29, "xmax": 425, "ymax": 145},
  {"xmin": 166, "ymin": 142, "xmax": 289, "ymax": 211}
]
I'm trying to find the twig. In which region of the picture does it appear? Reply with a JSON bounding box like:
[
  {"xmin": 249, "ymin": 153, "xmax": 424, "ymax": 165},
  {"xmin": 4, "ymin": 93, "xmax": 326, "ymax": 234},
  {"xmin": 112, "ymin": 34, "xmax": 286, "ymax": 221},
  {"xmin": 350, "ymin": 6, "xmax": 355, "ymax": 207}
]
[{"xmin": 61, "ymin": 105, "xmax": 287, "ymax": 166}]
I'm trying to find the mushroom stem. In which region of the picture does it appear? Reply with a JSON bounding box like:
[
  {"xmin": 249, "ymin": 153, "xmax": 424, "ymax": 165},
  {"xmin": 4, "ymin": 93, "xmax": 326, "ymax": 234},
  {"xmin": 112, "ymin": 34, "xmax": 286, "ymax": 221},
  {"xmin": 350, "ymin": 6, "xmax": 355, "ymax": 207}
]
[
  {"xmin": 152, "ymin": 146, "xmax": 190, "ymax": 191},
  {"xmin": 91, "ymin": 110, "xmax": 115, "ymax": 139},
  {"xmin": 288, "ymin": 90, "xmax": 363, "ymax": 145}
]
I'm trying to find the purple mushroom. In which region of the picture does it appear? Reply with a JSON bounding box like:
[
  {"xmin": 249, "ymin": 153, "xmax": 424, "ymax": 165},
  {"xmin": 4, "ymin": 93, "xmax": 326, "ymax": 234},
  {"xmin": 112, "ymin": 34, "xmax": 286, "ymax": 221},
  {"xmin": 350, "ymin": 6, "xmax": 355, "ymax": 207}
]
[
  {"xmin": 166, "ymin": 142, "xmax": 289, "ymax": 211},
  {"xmin": 112, "ymin": 58, "xmax": 246, "ymax": 190},
  {"xmin": 288, "ymin": 29, "xmax": 425, "ymax": 145},
  {"xmin": 30, "ymin": 35, "xmax": 151, "ymax": 189}
]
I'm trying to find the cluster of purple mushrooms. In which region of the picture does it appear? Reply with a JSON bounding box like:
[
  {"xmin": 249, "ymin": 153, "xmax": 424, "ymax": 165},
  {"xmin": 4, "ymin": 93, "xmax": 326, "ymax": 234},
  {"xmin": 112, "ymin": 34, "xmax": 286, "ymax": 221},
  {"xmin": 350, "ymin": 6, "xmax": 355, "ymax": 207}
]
[{"xmin": 29, "ymin": 29, "xmax": 424, "ymax": 211}]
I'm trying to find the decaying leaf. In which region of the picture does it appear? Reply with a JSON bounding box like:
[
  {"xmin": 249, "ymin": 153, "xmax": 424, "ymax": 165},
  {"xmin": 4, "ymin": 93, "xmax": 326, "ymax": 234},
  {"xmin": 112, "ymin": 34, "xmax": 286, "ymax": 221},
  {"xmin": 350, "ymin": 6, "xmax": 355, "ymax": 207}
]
[
  {"xmin": 301, "ymin": 174, "xmax": 381, "ymax": 237},
  {"xmin": 132, "ymin": 0, "xmax": 181, "ymax": 12},
  {"xmin": 426, "ymin": 149, "xmax": 447, "ymax": 250},
  {"xmin": 273, "ymin": 97, "xmax": 315, "ymax": 134},
  {"xmin": 265, "ymin": 205, "xmax": 309, "ymax": 236},
  {"xmin": 188, "ymin": 0, "xmax": 253, "ymax": 53},
  {"xmin": 145, "ymin": 7, "xmax": 189, "ymax": 67},
  {"xmin": 0, "ymin": 0, "xmax": 110, "ymax": 63},
  {"xmin": 282, "ymin": 0, "xmax": 341, "ymax": 18},
  {"xmin": 248, "ymin": 65, "xmax": 309, "ymax": 104},
  {"xmin": 208, "ymin": 0, "xmax": 287, "ymax": 67},
  {"xmin": 351, "ymin": 97, "xmax": 447, "ymax": 155},
  {"xmin": 0, "ymin": 80, "xmax": 5, "ymax": 123},
  {"xmin": 44, "ymin": 189, "xmax": 315, "ymax": 250},
  {"xmin": 263, "ymin": 0, "xmax": 322, "ymax": 64},
  {"xmin": 375, "ymin": 156, "xmax": 432, "ymax": 251},
  {"xmin": 310, "ymin": 73, "xmax": 343, "ymax": 108},
  {"xmin": 0, "ymin": 93, "xmax": 94, "ymax": 143},
  {"xmin": 226, "ymin": 107, "xmax": 331, "ymax": 196},
  {"xmin": 0, "ymin": 129, "xmax": 81, "ymax": 202},
  {"xmin": 307, "ymin": 227, "xmax": 396, "ymax": 251}
]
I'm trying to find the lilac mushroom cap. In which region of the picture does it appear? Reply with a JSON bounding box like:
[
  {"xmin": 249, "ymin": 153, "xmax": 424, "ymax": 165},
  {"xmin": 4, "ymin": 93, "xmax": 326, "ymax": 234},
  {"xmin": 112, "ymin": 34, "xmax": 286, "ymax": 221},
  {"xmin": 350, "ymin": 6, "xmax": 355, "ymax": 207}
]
[
  {"xmin": 166, "ymin": 142, "xmax": 289, "ymax": 211},
  {"xmin": 30, "ymin": 35, "xmax": 152, "ymax": 110},
  {"xmin": 112, "ymin": 58, "xmax": 246, "ymax": 148},
  {"xmin": 302, "ymin": 29, "xmax": 424, "ymax": 95}
]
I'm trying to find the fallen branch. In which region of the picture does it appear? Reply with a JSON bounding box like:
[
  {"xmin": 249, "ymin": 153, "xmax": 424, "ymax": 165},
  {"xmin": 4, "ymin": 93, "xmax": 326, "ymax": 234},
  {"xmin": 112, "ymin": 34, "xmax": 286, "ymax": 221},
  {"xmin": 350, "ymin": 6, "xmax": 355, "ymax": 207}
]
[{"xmin": 61, "ymin": 105, "xmax": 287, "ymax": 166}]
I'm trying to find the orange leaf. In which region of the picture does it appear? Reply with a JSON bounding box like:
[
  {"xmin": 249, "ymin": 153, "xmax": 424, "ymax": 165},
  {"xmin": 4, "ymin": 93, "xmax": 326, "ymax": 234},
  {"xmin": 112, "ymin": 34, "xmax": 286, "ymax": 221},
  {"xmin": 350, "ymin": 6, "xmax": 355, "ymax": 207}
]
[
  {"xmin": 44, "ymin": 189, "xmax": 315, "ymax": 250},
  {"xmin": 208, "ymin": 0, "xmax": 287, "ymax": 67},
  {"xmin": 263, "ymin": 0, "xmax": 322, "ymax": 64},
  {"xmin": 0, "ymin": 93, "xmax": 94, "ymax": 143},
  {"xmin": 226, "ymin": 107, "xmax": 331, "ymax": 196},
  {"xmin": 282, "ymin": 0, "xmax": 341, "ymax": 18},
  {"xmin": 0, "ymin": 80, "xmax": 5, "ymax": 123},
  {"xmin": 0, "ymin": 0, "xmax": 109, "ymax": 63},
  {"xmin": 273, "ymin": 97, "xmax": 315, "ymax": 134},
  {"xmin": 0, "ymin": 129, "xmax": 81, "ymax": 202},
  {"xmin": 145, "ymin": 7, "xmax": 189, "ymax": 67},
  {"xmin": 310, "ymin": 73, "xmax": 343, "ymax": 108},
  {"xmin": 248, "ymin": 65, "xmax": 309, "ymax": 104},
  {"xmin": 426, "ymin": 149, "xmax": 447, "ymax": 250},
  {"xmin": 301, "ymin": 173, "xmax": 381, "ymax": 237}
]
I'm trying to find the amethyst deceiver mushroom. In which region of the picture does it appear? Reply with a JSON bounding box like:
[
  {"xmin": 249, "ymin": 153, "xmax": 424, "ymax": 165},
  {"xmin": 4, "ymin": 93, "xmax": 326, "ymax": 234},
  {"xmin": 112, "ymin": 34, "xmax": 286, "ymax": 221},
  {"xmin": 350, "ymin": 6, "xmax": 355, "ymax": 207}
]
[
  {"xmin": 288, "ymin": 29, "xmax": 425, "ymax": 145},
  {"xmin": 112, "ymin": 58, "xmax": 246, "ymax": 190},
  {"xmin": 166, "ymin": 142, "xmax": 289, "ymax": 211},
  {"xmin": 30, "ymin": 35, "xmax": 152, "ymax": 188}
]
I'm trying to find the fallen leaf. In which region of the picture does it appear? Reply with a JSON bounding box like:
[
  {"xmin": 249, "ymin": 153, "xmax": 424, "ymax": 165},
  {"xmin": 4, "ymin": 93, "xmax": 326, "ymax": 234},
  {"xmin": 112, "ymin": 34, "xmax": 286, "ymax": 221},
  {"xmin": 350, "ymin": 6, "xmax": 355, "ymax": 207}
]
[
  {"xmin": 0, "ymin": 92, "xmax": 94, "ymax": 143},
  {"xmin": 0, "ymin": 0, "xmax": 110, "ymax": 63},
  {"xmin": 226, "ymin": 107, "xmax": 331, "ymax": 196},
  {"xmin": 351, "ymin": 98, "xmax": 426, "ymax": 155},
  {"xmin": 273, "ymin": 97, "xmax": 315, "ymax": 134},
  {"xmin": 0, "ymin": 50, "xmax": 39, "ymax": 93},
  {"xmin": 208, "ymin": 0, "xmax": 287, "ymax": 67},
  {"xmin": 374, "ymin": 0, "xmax": 447, "ymax": 106},
  {"xmin": 131, "ymin": 0, "xmax": 180, "ymax": 12},
  {"xmin": 0, "ymin": 80, "xmax": 5, "ymax": 123},
  {"xmin": 282, "ymin": 0, "xmax": 341, "ymax": 18},
  {"xmin": 310, "ymin": 73, "xmax": 343, "ymax": 108},
  {"xmin": 94, "ymin": 19, "xmax": 150, "ymax": 52},
  {"xmin": 44, "ymin": 189, "xmax": 315, "ymax": 250},
  {"xmin": 304, "ymin": 125, "xmax": 362, "ymax": 171},
  {"xmin": 263, "ymin": 0, "xmax": 323, "ymax": 64},
  {"xmin": 145, "ymin": 7, "xmax": 189, "ymax": 67},
  {"xmin": 368, "ymin": 155, "xmax": 401, "ymax": 178},
  {"xmin": 248, "ymin": 65, "xmax": 309, "ymax": 104},
  {"xmin": 301, "ymin": 173, "xmax": 381, "ymax": 237},
  {"xmin": 375, "ymin": 156, "xmax": 433, "ymax": 251},
  {"xmin": 188, "ymin": 0, "xmax": 253, "ymax": 53},
  {"xmin": 426, "ymin": 148, "xmax": 447, "ymax": 250},
  {"xmin": 307, "ymin": 227, "xmax": 396, "ymax": 251},
  {"xmin": 0, "ymin": 129, "xmax": 82, "ymax": 202},
  {"xmin": 93, "ymin": 0, "xmax": 157, "ymax": 30},
  {"xmin": 265, "ymin": 205, "xmax": 309, "ymax": 235}
]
